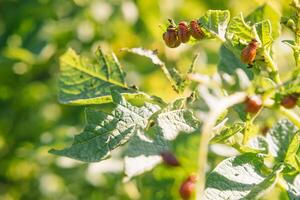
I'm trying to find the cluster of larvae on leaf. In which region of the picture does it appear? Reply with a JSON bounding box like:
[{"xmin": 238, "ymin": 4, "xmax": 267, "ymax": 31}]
[
  {"xmin": 162, "ymin": 19, "xmax": 300, "ymax": 114},
  {"xmin": 162, "ymin": 19, "xmax": 204, "ymax": 48}
]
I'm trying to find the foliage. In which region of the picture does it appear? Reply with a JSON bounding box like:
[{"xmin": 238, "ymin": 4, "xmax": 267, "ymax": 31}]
[
  {"xmin": 1, "ymin": 0, "xmax": 300, "ymax": 200},
  {"xmin": 47, "ymin": 2, "xmax": 300, "ymax": 199}
]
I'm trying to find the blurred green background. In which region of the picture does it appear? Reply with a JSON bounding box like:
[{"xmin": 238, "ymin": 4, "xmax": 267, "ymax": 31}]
[{"xmin": 0, "ymin": 0, "xmax": 294, "ymax": 199}]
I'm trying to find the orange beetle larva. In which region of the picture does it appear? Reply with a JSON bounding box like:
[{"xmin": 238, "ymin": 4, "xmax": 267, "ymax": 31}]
[
  {"xmin": 241, "ymin": 39, "xmax": 259, "ymax": 65},
  {"xmin": 178, "ymin": 21, "xmax": 191, "ymax": 43},
  {"xmin": 189, "ymin": 20, "xmax": 204, "ymax": 40},
  {"xmin": 163, "ymin": 25, "xmax": 181, "ymax": 48},
  {"xmin": 281, "ymin": 94, "xmax": 298, "ymax": 109}
]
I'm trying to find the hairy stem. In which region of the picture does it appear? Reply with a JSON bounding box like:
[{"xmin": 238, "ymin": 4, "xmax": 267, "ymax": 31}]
[
  {"xmin": 295, "ymin": 13, "xmax": 300, "ymax": 68},
  {"xmin": 242, "ymin": 109, "xmax": 262, "ymax": 145},
  {"xmin": 277, "ymin": 173, "xmax": 290, "ymax": 193},
  {"xmin": 263, "ymin": 51, "xmax": 282, "ymax": 85},
  {"xmin": 290, "ymin": 0, "xmax": 300, "ymax": 71},
  {"xmin": 294, "ymin": 0, "xmax": 300, "ymax": 68},
  {"xmin": 196, "ymin": 92, "xmax": 247, "ymax": 200}
]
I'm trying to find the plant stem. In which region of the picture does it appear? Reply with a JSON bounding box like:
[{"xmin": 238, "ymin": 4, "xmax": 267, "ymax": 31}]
[
  {"xmin": 295, "ymin": 9, "xmax": 300, "ymax": 68},
  {"xmin": 196, "ymin": 92, "xmax": 247, "ymax": 200},
  {"xmin": 263, "ymin": 51, "xmax": 282, "ymax": 85},
  {"xmin": 290, "ymin": 1, "xmax": 300, "ymax": 71},
  {"xmin": 277, "ymin": 174, "xmax": 289, "ymax": 192},
  {"xmin": 279, "ymin": 106, "xmax": 300, "ymax": 128},
  {"xmin": 242, "ymin": 109, "xmax": 262, "ymax": 145}
]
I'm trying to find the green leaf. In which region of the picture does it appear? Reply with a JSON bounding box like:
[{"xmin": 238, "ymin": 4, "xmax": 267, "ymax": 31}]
[
  {"xmin": 218, "ymin": 45, "xmax": 253, "ymax": 79},
  {"xmin": 124, "ymin": 98, "xmax": 200, "ymax": 179},
  {"xmin": 204, "ymin": 153, "xmax": 279, "ymax": 200},
  {"xmin": 122, "ymin": 48, "xmax": 186, "ymax": 93},
  {"xmin": 124, "ymin": 131, "xmax": 170, "ymax": 180},
  {"xmin": 225, "ymin": 15, "xmax": 273, "ymax": 53},
  {"xmin": 155, "ymin": 98, "xmax": 201, "ymax": 140},
  {"xmin": 283, "ymin": 40, "xmax": 299, "ymax": 50},
  {"xmin": 58, "ymin": 48, "xmax": 146, "ymax": 105},
  {"xmin": 243, "ymin": 166, "xmax": 282, "ymax": 199},
  {"xmin": 225, "ymin": 13, "xmax": 253, "ymax": 46},
  {"xmin": 210, "ymin": 122, "xmax": 245, "ymax": 144},
  {"xmin": 266, "ymin": 119, "xmax": 299, "ymax": 167},
  {"xmin": 254, "ymin": 20, "xmax": 273, "ymax": 47},
  {"xmin": 283, "ymin": 40, "xmax": 300, "ymax": 55},
  {"xmin": 50, "ymin": 91, "xmax": 160, "ymax": 162},
  {"xmin": 285, "ymin": 132, "xmax": 300, "ymax": 170},
  {"xmin": 199, "ymin": 10, "xmax": 230, "ymax": 40},
  {"xmin": 236, "ymin": 145, "xmax": 265, "ymax": 154},
  {"xmin": 283, "ymin": 40, "xmax": 300, "ymax": 76},
  {"xmin": 246, "ymin": 4, "xmax": 281, "ymax": 39},
  {"xmin": 291, "ymin": 0, "xmax": 300, "ymax": 10},
  {"xmin": 254, "ymin": 76, "xmax": 277, "ymax": 95},
  {"xmin": 282, "ymin": 76, "xmax": 300, "ymax": 95},
  {"xmin": 3, "ymin": 47, "xmax": 37, "ymax": 64},
  {"xmin": 284, "ymin": 174, "xmax": 300, "ymax": 199},
  {"xmin": 287, "ymin": 182, "xmax": 300, "ymax": 199},
  {"xmin": 233, "ymin": 103, "xmax": 248, "ymax": 122},
  {"xmin": 131, "ymin": 133, "xmax": 200, "ymax": 199},
  {"xmin": 247, "ymin": 136, "xmax": 269, "ymax": 154}
]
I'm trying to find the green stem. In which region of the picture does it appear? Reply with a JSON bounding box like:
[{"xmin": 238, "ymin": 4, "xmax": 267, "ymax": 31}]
[
  {"xmin": 242, "ymin": 108, "xmax": 262, "ymax": 145},
  {"xmin": 295, "ymin": 12, "xmax": 300, "ymax": 68},
  {"xmin": 242, "ymin": 114, "xmax": 252, "ymax": 145},
  {"xmin": 277, "ymin": 175, "xmax": 288, "ymax": 192},
  {"xmin": 263, "ymin": 51, "xmax": 282, "ymax": 85},
  {"xmin": 279, "ymin": 106, "xmax": 300, "ymax": 128},
  {"xmin": 296, "ymin": 13, "xmax": 300, "ymax": 45},
  {"xmin": 290, "ymin": 1, "xmax": 300, "ymax": 71},
  {"xmin": 196, "ymin": 92, "xmax": 247, "ymax": 200}
]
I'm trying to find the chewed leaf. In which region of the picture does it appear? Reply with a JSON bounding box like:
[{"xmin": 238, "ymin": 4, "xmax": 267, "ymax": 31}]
[
  {"xmin": 255, "ymin": 20, "xmax": 273, "ymax": 47},
  {"xmin": 96, "ymin": 48, "xmax": 125, "ymax": 85},
  {"xmin": 59, "ymin": 48, "xmax": 149, "ymax": 105},
  {"xmin": 199, "ymin": 10, "xmax": 230, "ymax": 40},
  {"xmin": 124, "ymin": 98, "xmax": 200, "ymax": 179},
  {"xmin": 204, "ymin": 153, "xmax": 280, "ymax": 200},
  {"xmin": 50, "ymin": 91, "xmax": 161, "ymax": 162},
  {"xmin": 246, "ymin": 4, "xmax": 281, "ymax": 39},
  {"xmin": 226, "ymin": 13, "xmax": 253, "ymax": 46},
  {"xmin": 122, "ymin": 47, "xmax": 186, "ymax": 93},
  {"xmin": 154, "ymin": 98, "xmax": 201, "ymax": 140},
  {"xmin": 122, "ymin": 48, "xmax": 163, "ymax": 66}
]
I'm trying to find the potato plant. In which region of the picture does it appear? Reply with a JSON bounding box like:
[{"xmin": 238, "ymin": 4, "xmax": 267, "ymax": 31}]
[{"xmin": 50, "ymin": 1, "xmax": 300, "ymax": 199}]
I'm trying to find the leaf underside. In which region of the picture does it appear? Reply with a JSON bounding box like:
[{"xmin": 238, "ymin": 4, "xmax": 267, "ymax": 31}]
[
  {"xmin": 266, "ymin": 119, "xmax": 298, "ymax": 164},
  {"xmin": 50, "ymin": 91, "xmax": 161, "ymax": 162},
  {"xmin": 124, "ymin": 98, "xmax": 201, "ymax": 179},
  {"xmin": 204, "ymin": 153, "xmax": 278, "ymax": 200}
]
